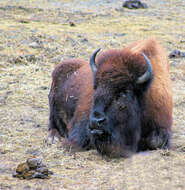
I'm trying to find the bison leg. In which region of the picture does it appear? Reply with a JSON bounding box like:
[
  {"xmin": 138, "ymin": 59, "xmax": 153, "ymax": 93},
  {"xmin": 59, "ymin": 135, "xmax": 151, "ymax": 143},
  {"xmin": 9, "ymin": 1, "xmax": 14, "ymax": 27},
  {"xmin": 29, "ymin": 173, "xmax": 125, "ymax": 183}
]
[
  {"xmin": 48, "ymin": 115, "xmax": 67, "ymax": 142},
  {"xmin": 48, "ymin": 128, "xmax": 62, "ymax": 144},
  {"xmin": 146, "ymin": 128, "xmax": 171, "ymax": 150},
  {"xmin": 67, "ymin": 120, "xmax": 92, "ymax": 150},
  {"xmin": 48, "ymin": 91, "xmax": 68, "ymax": 142}
]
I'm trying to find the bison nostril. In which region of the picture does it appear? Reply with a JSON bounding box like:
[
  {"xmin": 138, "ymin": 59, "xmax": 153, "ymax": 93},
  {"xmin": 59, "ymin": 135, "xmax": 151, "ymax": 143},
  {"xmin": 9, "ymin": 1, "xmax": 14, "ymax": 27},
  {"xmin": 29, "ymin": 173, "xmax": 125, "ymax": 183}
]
[
  {"xmin": 89, "ymin": 110, "xmax": 106, "ymax": 130},
  {"xmin": 97, "ymin": 117, "xmax": 106, "ymax": 125},
  {"xmin": 89, "ymin": 117, "xmax": 106, "ymax": 130},
  {"xmin": 93, "ymin": 111, "xmax": 102, "ymax": 119}
]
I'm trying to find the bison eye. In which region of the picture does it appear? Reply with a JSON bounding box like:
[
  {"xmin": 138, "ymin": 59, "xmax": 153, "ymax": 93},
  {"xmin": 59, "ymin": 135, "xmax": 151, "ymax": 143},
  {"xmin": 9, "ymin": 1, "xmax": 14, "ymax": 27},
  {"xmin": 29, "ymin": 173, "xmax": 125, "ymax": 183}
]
[
  {"xmin": 119, "ymin": 103, "xmax": 126, "ymax": 111},
  {"xmin": 120, "ymin": 92, "xmax": 126, "ymax": 98},
  {"xmin": 115, "ymin": 93, "xmax": 125, "ymax": 102},
  {"xmin": 120, "ymin": 89, "xmax": 131, "ymax": 97}
]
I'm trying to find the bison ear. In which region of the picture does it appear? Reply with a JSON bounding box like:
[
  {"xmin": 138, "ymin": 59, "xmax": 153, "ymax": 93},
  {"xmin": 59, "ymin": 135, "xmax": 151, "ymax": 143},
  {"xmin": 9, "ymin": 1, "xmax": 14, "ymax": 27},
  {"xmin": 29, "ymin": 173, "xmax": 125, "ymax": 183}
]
[
  {"xmin": 90, "ymin": 48, "xmax": 101, "ymax": 73},
  {"xmin": 136, "ymin": 53, "xmax": 153, "ymax": 84}
]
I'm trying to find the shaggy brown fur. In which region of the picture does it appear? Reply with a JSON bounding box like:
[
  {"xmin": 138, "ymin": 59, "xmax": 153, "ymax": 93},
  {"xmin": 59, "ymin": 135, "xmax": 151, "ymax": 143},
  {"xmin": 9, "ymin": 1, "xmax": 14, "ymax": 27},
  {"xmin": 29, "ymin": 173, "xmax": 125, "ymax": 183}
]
[
  {"xmin": 127, "ymin": 39, "xmax": 173, "ymax": 149},
  {"xmin": 48, "ymin": 38, "xmax": 173, "ymax": 157}
]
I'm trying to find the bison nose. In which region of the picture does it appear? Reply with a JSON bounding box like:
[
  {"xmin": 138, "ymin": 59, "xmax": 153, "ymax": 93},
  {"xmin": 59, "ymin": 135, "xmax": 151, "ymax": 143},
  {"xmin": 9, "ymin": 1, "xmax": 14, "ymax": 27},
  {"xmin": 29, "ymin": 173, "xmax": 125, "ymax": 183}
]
[{"xmin": 89, "ymin": 111, "xmax": 106, "ymax": 130}]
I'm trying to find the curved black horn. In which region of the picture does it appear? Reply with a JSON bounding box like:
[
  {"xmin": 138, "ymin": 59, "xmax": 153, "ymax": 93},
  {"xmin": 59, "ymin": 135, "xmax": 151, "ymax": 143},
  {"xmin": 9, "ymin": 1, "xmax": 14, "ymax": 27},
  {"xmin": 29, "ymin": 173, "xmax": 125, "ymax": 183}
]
[
  {"xmin": 90, "ymin": 48, "xmax": 101, "ymax": 73},
  {"xmin": 136, "ymin": 53, "xmax": 153, "ymax": 84}
]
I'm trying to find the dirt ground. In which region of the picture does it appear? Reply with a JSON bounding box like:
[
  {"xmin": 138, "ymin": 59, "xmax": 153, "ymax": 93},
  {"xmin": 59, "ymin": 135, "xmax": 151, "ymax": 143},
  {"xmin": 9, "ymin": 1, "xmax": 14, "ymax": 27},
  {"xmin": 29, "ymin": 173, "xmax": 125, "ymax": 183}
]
[{"xmin": 0, "ymin": 0, "xmax": 184, "ymax": 190}]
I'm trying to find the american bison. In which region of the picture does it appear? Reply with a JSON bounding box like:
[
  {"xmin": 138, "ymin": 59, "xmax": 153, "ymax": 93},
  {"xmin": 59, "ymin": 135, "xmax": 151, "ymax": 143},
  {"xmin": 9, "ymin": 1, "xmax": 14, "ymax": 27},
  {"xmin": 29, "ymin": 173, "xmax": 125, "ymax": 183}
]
[{"xmin": 48, "ymin": 38, "xmax": 173, "ymax": 157}]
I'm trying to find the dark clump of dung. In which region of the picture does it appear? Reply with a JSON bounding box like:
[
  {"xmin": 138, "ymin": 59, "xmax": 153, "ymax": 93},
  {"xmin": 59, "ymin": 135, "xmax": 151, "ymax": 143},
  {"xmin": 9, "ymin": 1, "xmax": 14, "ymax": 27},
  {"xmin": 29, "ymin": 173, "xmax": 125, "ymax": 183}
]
[{"xmin": 13, "ymin": 158, "xmax": 53, "ymax": 180}]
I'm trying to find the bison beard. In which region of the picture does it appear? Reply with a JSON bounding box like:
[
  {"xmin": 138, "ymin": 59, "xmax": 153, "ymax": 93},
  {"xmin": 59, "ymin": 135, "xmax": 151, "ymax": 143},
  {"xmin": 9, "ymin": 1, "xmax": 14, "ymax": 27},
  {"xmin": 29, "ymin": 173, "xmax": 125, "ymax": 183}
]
[
  {"xmin": 90, "ymin": 97, "xmax": 141, "ymax": 158},
  {"xmin": 48, "ymin": 38, "xmax": 173, "ymax": 157}
]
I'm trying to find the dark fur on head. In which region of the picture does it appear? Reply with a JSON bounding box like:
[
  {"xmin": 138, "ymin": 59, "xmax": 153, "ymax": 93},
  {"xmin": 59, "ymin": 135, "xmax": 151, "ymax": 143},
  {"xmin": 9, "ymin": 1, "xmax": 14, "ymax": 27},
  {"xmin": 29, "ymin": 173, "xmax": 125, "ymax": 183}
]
[{"xmin": 89, "ymin": 50, "xmax": 153, "ymax": 157}]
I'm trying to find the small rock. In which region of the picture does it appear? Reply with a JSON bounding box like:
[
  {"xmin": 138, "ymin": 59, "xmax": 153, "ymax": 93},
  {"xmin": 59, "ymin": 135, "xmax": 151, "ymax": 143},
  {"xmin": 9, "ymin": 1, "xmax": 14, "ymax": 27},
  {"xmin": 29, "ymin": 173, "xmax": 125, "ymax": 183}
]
[
  {"xmin": 169, "ymin": 50, "xmax": 185, "ymax": 58},
  {"xmin": 35, "ymin": 124, "xmax": 41, "ymax": 128},
  {"xmin": 159, "ymin": 150, "xmax": 171, "ymax": 157},
  {"xmin": 122, "ymin": 0, "xmax": 148, "ymax": 9},
  {"xmin": 9, "ymin": 54, "xmax": 36, "ymax": 64},
  {"xmin": 29, "ymin": 42, "xmax": 43, "ymax": 49},
  {"xmin": 80, "ymin": 38, "xmax": 88, "ymax": 43},
  {"xmin": 115, "ymin": 33, "xmax": 126, "ymax": 37},
  {"xmin": 19, "ymin": 19, "xmax": 29, "ymax": 24},
  {"xmin": 69, "ymin": 21, "xmax": 75, "ymax": 27},
  {"xmin": 23, "ymin": 54, "xmax": 37, "ymax": 62},
  {"xmin": 40, "ymin": 86, "xmax": 48, "ymax": 90}
]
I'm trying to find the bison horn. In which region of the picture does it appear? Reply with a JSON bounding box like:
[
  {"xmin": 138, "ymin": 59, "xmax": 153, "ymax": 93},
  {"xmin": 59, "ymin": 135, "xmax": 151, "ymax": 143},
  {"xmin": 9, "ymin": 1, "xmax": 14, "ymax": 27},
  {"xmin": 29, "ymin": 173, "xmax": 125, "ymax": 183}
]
[
  {"xmin": 136, "ymin": 53, "xmax": 153, "ymax": 84},
  {"xmin": 90, "ymin": 48, "xmax": 101, "ymax": 73}
]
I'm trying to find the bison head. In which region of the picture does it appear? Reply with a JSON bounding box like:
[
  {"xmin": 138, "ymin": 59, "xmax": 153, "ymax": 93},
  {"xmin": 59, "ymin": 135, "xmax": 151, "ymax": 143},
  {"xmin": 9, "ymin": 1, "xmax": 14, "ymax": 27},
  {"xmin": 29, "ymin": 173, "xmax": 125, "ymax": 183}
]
[{"xmin": 88, "ymin": 48, "xmax": 153, "ymax": 157}]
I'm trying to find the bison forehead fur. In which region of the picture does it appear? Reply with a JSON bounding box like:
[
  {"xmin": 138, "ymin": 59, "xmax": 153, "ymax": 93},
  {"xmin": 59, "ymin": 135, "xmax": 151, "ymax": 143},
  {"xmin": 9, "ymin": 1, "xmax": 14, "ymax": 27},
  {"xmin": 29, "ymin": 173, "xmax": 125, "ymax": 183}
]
[{"xmin": 48, "ymin": 38, "xmax": 173, "ymax": 157}]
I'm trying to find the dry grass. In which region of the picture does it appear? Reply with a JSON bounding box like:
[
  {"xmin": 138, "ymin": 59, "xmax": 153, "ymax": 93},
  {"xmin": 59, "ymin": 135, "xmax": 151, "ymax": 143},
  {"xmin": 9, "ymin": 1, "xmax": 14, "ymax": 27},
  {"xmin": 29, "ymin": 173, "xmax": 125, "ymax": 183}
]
[{"xmin": 0, "ymin": 0, "xmax": 184, "ymax": 189}]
